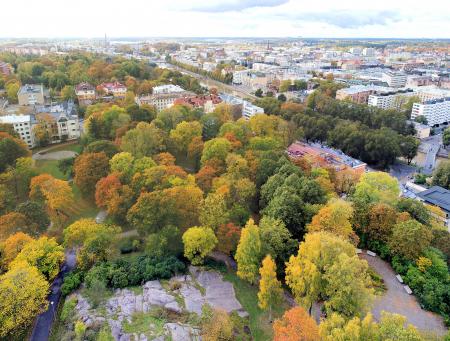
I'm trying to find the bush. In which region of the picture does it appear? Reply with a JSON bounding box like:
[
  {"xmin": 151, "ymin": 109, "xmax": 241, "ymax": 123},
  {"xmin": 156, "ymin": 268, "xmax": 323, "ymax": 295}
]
[
  {"xmin": 61, "ymin": 296, "xmax": 78, "ymax": 323},
  {"xmin": 118, "ymin": 236, "xmax": 140, "ymax": 254},
  {"xmin": 85, "ymin": 255, "xmax": 186, "ymax": 289},
  {"xmin": 61, "ymin": 271, "xmax": 84, "ymax": 296}
]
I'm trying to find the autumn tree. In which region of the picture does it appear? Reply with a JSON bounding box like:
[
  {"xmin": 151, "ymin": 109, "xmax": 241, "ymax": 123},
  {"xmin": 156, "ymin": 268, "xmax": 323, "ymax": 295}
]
[
  {"xmin": 258, "ymin": 255, "xmax": 283, "ymax": 319},
  {"xmin": 273, "ymin": 306, "xmax": 320, "ymax": 341},
  {"xmin": 286, "ymin": 232, "xmax": 373, "ymax": 317},
  {"xmin": 121, "ymin": 122, "xmax": 165, "ymax": 157},
  {"xmin": 64, "ymin": 219, "xmax": 121, "ymax": 269},
  {"xmin": 29, "ymin": 174, "xmax": 74, "ymax": 222},
  {"xmin": 0, "ymin": 262, "xmax": 49, "ymax": 337},
  {"xmin": 235, "ymin": 219, "xmax": 262, "ymax": 284},
  {"xmin": 199, "ymin": 192, "xmax": 229, "ymax": 231},
  {"xmin": 95, "ymin": 173, "xmax": 133, "ymax": 220},
  {"xmin": 201, "ymin": 137, "xmax": 232, "ymax": 167},
  {"xmin": 388, "ymin": 219, "xmax": 432, "ymax": 260},
  {"xmin": 201, "ymin": 307, "xmax": 234, "ymax": 341},
  {"xmin": 0, "ymin": 212, "xmax": 27, "ymax": 241},
  {"xmin": 365, "ymin": 203, "xmax": 398, "ymax": 242},
  {"xmin": 170, "ymin": 121, "xmax": 202, "ymax": 155},
  {"xmin": 1, "ymin": 232, "xmax": 33, "ymax": 269},
  {"xmin": 216, "ymin": 223, "xmax": 241, "ymax": 255},
  {"xmin": 74, "ymin": 152, "xmax": 110, "ymax": 196},
  {"xmin": 182, "ymin": 226, "xmax": 217, "ymax": 265},
  {"xmin": 10, "ymin": 236, "xmax": 64, "ymax": 281},
  {"xmin": 307, "ymin": 199, "xmax": 354, "ymax": 240}
]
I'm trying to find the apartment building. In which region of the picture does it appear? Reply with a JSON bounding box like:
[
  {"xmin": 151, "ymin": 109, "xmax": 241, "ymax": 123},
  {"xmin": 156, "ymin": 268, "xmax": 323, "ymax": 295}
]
[
  {"xmin": 368, "ymin": 89, "xmax": 416, "ymax": 110},
  {"xmin": 382, "ymin": 72, "xmax": 407, "ymax": 88},
  {"xmin": 17, "ymin": 84, "xmax": 49, "ymax": 106},
  {"xmin": 411, "ymin": 98, "xmax": 450, "ymax": 126},
  {"xmin": 0, "ymin": 115, "xmax": 34, "ymax": 147},
  {"xmin": 136, "ymin": 89, "xmax": 194, "ymax": 112},
  {"xmin": 219, "ymin": 93, "xmax": 264, "ymax": 120}
]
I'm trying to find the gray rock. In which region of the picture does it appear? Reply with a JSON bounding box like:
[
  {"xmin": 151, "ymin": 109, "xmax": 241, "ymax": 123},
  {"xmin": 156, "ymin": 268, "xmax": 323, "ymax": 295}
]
[
  {"xmin": 165, "ymin": 301, "xmax": 182, "ymax": 313},
  {"xmin": 164, "ymin": 323, "xmax": 201, "ymax": 341},
  {"xmin": 179, "ymin": 283, "xmax": 204, "ymax": 315}
]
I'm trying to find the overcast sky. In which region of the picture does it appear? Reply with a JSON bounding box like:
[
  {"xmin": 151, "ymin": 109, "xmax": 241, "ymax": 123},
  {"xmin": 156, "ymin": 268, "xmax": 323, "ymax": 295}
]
[{"xmin": 1, "ymin": 0, "xmax": 449, "ymax": 38}]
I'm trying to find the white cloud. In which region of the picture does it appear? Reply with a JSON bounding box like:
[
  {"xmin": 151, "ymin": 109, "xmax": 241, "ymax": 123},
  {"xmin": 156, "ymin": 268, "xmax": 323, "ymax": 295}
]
[{"xmin": 0, "ymin": 0, "xmax": 448, "ymax": 38}]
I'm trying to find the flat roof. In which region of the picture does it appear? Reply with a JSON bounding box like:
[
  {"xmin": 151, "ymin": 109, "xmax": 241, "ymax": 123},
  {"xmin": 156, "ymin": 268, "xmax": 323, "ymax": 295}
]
[
  {"xmin": 0, "ymin": 114, "xmax": 31, "ymax": 123},
  {"xmin": 417, "ymin": 186, "xmax": 450, "ymax": 212}
]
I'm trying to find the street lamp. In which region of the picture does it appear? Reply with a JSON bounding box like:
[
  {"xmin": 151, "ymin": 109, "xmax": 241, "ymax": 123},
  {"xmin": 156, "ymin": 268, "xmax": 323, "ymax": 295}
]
[{"xmin": 50, "ymin": 301, "xmax": 56, "ymax": 321}]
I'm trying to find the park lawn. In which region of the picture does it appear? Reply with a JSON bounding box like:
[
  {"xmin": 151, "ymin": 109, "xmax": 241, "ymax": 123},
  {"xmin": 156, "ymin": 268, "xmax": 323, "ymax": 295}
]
[
  {"xmin": 223, "ymin": 270, "xmax": 288, "ymax": 341},
  {"xmin": 32, "ymin": 142, "xmax": 82, "ymax": 155},
  {"xmin": 64, "ymin": 185, "xmax": 98, "ymax": 224},
  {"xmin": 34, "ymin": 159, "xmax": 67, "ymax": 180}
]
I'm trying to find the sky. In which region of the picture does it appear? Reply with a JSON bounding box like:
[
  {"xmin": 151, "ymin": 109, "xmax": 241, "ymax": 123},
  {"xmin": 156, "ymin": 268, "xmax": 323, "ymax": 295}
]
[{"xmin": 1, "ymin": 0, "xmax": 449, "ymax": 38}]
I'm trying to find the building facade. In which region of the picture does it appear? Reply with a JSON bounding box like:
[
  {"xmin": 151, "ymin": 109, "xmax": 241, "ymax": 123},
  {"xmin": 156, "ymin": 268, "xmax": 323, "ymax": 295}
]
[
  {"xmin": 382, "ymin": 72, "xmax": 407, "ymax": 88},
  {"xmin": 368, "ymin": 89, "xmax": 416, "ymax": 110},
  {"xmin": 0, "ymin": 115, "xmax": 34, "ymax": 147},
  {"xmin": 99, "ymin": 82, "xmax": 127, "ymax": 98},
  {"xmin": 411, "ymin": 98, "xmax": 450, "ymax": 126},
  {"xmin": 75, "ymin": 82, "xmax": 96, "ymax": 105}
]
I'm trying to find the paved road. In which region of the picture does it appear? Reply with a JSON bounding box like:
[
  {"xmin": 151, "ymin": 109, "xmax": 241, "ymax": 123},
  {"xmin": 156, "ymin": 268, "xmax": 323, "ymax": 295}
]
[
  {"xmin": 29, "ymin": 250, "xmax": 76, "ymax": 341},
  {"xmin": 360, "ymin": 253, "xmax": 447, "ymax": 336}
]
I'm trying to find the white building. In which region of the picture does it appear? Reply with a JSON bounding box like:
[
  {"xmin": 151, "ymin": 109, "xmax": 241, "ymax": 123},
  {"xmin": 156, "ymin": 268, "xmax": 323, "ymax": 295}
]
[
  {"xmin": 232, "ymin": 70, "xmax": 248, "ymax": 85},
  {"xmin": 411, "ymin": 98, "xmax": 450, "ymax": 126},
  {"xmin": 0, "ymin": 115, "xmax": 34, "ymax": 147},
  {"xmin": 382, "ymin": 72, "xmax": 407, "ymax": 88},
  {"xmin": 242, "ymin": 102, "xmax": 264, "ymax": 120},
  {"xmin": 368, "ymin": 89, "xmax": 417, "ymax": 110},
  {"xmin": 362, "ymin": 48, "xmax": 375, "ymax": 57},
  {"xmin": 152, "ymin": 84, "xmax": 185, "ymax": 94}
]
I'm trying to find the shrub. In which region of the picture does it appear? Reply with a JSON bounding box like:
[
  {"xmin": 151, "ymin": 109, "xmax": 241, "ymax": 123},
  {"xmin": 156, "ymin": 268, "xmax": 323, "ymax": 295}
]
[
  {"xmin": 61, "ymin": 271, "xmax": 84, "ymax": 296},
  {"xmin": 61, "ymin": 297, "xmax": 78, "ymax": 323}
]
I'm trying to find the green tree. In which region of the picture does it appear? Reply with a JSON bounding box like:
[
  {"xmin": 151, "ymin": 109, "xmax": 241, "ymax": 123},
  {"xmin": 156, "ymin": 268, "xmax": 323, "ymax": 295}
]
[
  {"xmin": 432, "ymin": 161, "xmax": 450, "ymax": 189},
  {"xmin": 121, "ymin": 122, "xmax": 165, "ymax": 157},
  {"xmin": 182, "ymin": 226, "xmax": 217, "ymax": 265},
  {"xmin": 235, "ymin": 219, "xmax": 262, "ymax": 284},
  {"xmin": 201, "ymin": 137, "xmax": 232, "ymax": 166},
  {"xmin": 388, "ymin": 220, "xmax": 432, "ymax": 260},
  {"xmin": 443, "ymin": 128, "xmax": 450, "ymax": 147},
  {"xmin": 353, "ymin": 172, "xmax": 399, "ymax": 205},
  {"xmin": 199, "ymin": 192, "xmax": 229, "ymax": 231},
  {"xmin": 399, "ymin": 135, "xmax": 419, "ymax": 165},
  {"xmin": 170, "ymin": 121, "xmax": 202, "ymax": 154}
]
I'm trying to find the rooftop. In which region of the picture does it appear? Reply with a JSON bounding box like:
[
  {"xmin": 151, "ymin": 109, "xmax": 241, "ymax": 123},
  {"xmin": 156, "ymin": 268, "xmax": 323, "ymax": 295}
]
[
  {"xmin": 417, "ymin": 186, "xmax": 450, "ymax": 213},
  {"xmin": 18, "ymin": 84, "xmax": 44, "ymax": 95},
  {"xmin": 287, "ymin": 141, "xmax": 366, "ymax": 170},
  {"xmin": 0, "ymin": 114, "xmax": 31, "ymax": 124}
]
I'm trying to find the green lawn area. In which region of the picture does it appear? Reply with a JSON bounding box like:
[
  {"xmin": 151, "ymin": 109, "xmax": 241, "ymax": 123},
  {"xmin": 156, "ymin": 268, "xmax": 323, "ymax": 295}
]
[
  {"xmin": 32, "ymin": 142, "xmax": 83, "ymax": 155},
  {"xmin": 34, "ymin": 159, "xmax": 67, "ymax": 180},
  {"xmin": 223, "ymin": 270, "xmax": 288, "ymax": 341}
]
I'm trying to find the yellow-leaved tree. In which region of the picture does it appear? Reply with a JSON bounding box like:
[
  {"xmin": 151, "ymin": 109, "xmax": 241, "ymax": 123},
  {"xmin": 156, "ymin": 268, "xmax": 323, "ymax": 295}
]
[
  {"xmin": 0, "ymin": 261, "xmax": 49, "ymax": 337},
  {"xmin": 235, "ymin": 219, "xmax": 261, "ymax": 284},
  {"xmin": 257, "ymin": 255, "xmax": 283, "ymax": 319},
  {"xmin": 182, "ymin": 226, "xmax": 217, "ymax": 265}
]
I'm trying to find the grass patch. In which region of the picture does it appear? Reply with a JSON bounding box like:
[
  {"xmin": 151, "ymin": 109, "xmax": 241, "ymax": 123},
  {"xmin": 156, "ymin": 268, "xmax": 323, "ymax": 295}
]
[
  {"xmin": 35, "ymin": 159, "xmax": 67, "ymax": 180},
  {"xmin": 122, "ymin": 311, "xmax": 166, "ymax": 337},
  {"xmin": 223, "ymin": 270, "xmax": 287, "ymax": 341},
  {"xmin": 367, "ymin": 267, "xmax": 387, "ymax": 295}
]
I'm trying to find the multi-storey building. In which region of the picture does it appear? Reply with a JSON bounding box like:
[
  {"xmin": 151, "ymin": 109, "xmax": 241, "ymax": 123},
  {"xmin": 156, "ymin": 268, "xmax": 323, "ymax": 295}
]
[
  {"xmin": 0, "ymin": 115, "xmax": 34, "ymax": 147},
  {"xmin": 368, "ymin": 89, "xmax": 416, "ymax": 110},
  {"xmin": 382, "ymin": 71, "xmax": 407, "ymax": 88},
  {"xmin": 336, "ymin": 85, "xmax": 391, "ymax": 104},
  {"xmin": 411, "ymin": 98, "xmax": 450, "ymax": 126},
  {"xmin": 152, "ymin": 84, "xmax": 185, "ymax": 94},
  {"xmin": 136, "ymin": 88, "xmax": 194, "ymax": 112},
  {"xmin": 219, "ymin": 93, "xmax": 264, "ymax": 120},
  {"xmin": 75, "ymin": 82, "xmax": 96, "ymax": 105},
  {"xmin": 17, "ymin": 84, "xmax": 49, "ymax": 106},
  {"xmin": 173, "ymin": 94, "xmax": 222, "ymax": 113}
]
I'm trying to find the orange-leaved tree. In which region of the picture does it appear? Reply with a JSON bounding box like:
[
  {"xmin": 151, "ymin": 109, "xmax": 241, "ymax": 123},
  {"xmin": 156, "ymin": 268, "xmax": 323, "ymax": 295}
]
[{"xmin": 273, "ymin": 306, "xmax": 320, "ymax": 341}]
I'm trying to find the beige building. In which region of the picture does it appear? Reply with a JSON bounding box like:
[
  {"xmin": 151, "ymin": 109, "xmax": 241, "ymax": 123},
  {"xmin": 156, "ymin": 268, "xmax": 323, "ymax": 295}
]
[{"xmin": 17, "ymin": 84, "xmax": 49, "ymax": 106}]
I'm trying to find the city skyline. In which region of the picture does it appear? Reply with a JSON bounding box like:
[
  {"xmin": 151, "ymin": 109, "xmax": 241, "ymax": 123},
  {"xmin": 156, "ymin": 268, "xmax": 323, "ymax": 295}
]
[{"xmin": 1, "ymin": 0, "xmax": 449, "ymax": 39}]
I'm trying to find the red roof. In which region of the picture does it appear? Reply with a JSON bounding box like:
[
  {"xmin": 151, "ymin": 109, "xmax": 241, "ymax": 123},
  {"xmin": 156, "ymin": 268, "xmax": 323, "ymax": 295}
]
[
  {"xmin": 100, "ymin": 81, "xmax": 126, "ymax": 91},
  {"xmin": 174, "ymin": 94, "xmax": 222, "ymax": 108}
]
